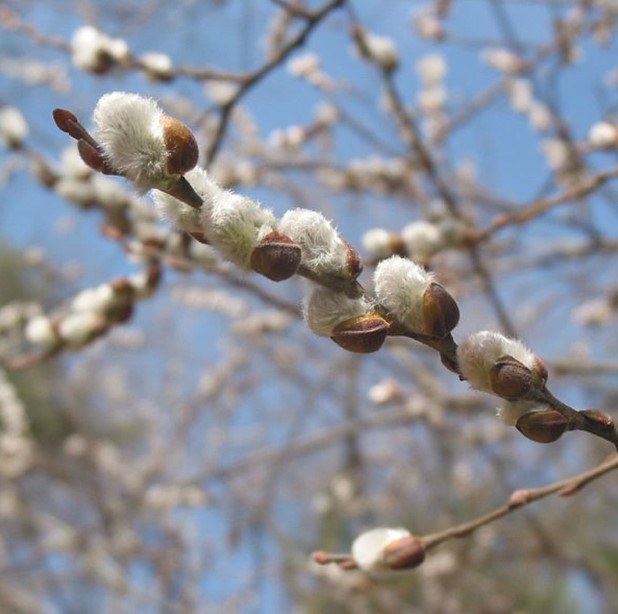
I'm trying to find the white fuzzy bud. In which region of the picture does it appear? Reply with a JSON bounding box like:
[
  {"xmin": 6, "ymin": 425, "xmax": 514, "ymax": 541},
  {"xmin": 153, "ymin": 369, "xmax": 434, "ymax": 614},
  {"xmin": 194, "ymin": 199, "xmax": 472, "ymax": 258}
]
[
  {"xmin": 279, "ymin": 208, "xmax": 348, "ymax": 277},
  {"xmin": 368, "ymin": 379, "xmax": 401, "ymax": 404},
  {"xmin": 71, "ymin": 26, "xmax": 129, "ymax": 73},
  {"xmin": 25, "ymin": 316, "xmax": 58, "ymax": 349},
  {"xmin": 507, "ymin": 79, "xmax": 533, "ymax": 113},
  {"xmin": 93, "ymin": 92, "xmax": 167, "ymax": 190},
  {"xmin": 456, "ymin": 331, "xmax": 538, "ymax": 395},
  {"xmin": 140, "ymin": 52, "xmax": 173, "ymax": 81},
  {"xmin": 61, "ymin": 145, "xmax": 92, "ymax": 179},
  {"xmin": 314, "ymin": 102, "xmax": 340, "ymax": 127},
  {"xmin": 357, "ymin": 32, "xmax": 399, "ymax": 72},
  {"xmin": 362, "ymin": 228, "xmax": 395, "ymax": 259},
  {"xmin": 303, "ymin": 288, "xmax": 373, "ymax": 337},
  {"xmin": 58, "ymin": 312, "xmax": 104, "ymax": 348},
  {"xmin": 588, "ymin": 122, "xmax": 618, "ymax": 149},
  {"xmin": 351, "ymin": 527, "xmax": 410, "ymax": 573},
  {"xmin": 204, "ymin": 82, "xmax": 238, "ymax": 106},
  {"xmin": 71, "ymin": 284, "xmax": 116, "ymax": 314},
  {"xmin": 373, "ymin": 256, "xmax": 433, "ymax": 331},
  {"xmin": 204, "ymin": 191, "xmax": 277, "ymax": 268},
  {"xmin": 55, "ymin": 177, "xmax": 96, "ymax": 206},
  {"xmin": 572, "ymin": 299, "xmax": 613, "ymax": 327},
  {"xmin": 417, "ymin": 87, "xmax": 446, "ymax": 115},
  {"xmin": 401, "ymin": 221, "xmax": 444, "ymax": 260},
  {"xmin": 153, "ymin": 190, "xmax": 203, "ymax": 234},
  {"xmin": 416, "ymin": 54, "xmax": 446, "ymax": 85},
  {"xmin": 527, "ymin": 102, "xmax": 553, "ymax": 132},
  {"xmin": 540, "ymin": 138, "xmax": 571, "ymax": 172},
  {"xmin": 482, "ymin": 48, "xmax": 525, "ymax": 74},
  {"xmin": 288, "ymin": 53, "xmax": 320, "ymax": 78},
  {"xmin": 0, "ymin": 106, "xmax": 29, "ymax": 148},
  {"xmin": 269, "ymin": 125, "xmax": 306, "ymax": 151},
  {"xmin": 414, "ymin": 13, "xmax": 444, "ymax": 41},
  {"xmin": 91, "ymin": 175, "xmax": 132, "ymax": 208}
]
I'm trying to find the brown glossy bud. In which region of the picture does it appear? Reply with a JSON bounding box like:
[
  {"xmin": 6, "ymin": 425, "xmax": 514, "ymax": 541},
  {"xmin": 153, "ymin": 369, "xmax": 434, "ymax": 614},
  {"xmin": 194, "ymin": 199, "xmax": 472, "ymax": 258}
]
[
  {"xmin": 489, "ymin": 355, "xmax": 535, "ymax": 401},
  {"xmin": 331, "ymin": 313, "xmax": 390, "ymax": 354},
  {"xmin": 440, "ymin": 351, "xmax": 459, "ymax": 374},
  {"xmin": 516, "ymin": 409, "xmax": 568, "ymax": 443},
  {"xmin": 77, "ymin": 139, "xmax": 109, "ymax": 174},
  {"xmin": 382, "ymin": 536, "xmax": 426, "ymax": 571},
  {"xmin": 532, "ymin": 357, "xmax": 548, "ymax": 386},
  {"xmin": 250, "ymin": 232, "xmax": 302, "ymax": 281},
  {"xmin": 160, "ymin": 116, "xmax": 199, "ymax": 176},
  {"xmin": 343, "ymin": 240, "xmax": 363, "ymax": 280},
  {"xmin": 422, "ymin": 282, "xmax": 460, "ymax": 338},
  {"xmin": 52, "ymin": 108, "xmax": 80, "ymax": 137}
]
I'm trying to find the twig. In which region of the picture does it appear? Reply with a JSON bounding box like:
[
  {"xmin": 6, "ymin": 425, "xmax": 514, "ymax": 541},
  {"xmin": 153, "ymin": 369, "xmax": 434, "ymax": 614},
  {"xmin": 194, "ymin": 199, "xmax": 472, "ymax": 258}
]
[{"xmin": 422, "ymin": 453, "xmax": 618, "ymax": 550}]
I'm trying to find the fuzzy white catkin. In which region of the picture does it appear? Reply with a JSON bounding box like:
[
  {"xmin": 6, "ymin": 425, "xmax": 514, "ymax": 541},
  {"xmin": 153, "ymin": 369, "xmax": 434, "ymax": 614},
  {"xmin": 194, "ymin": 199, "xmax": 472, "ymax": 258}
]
[
  {"xmin": 482, "ymin": 48, "xmax": 523, "ymax": 74},
  {"xmin": 93, "ymin": 92, "xmax": 167, "ymax": 191},
  {"xmin": 55, "ymin": 178, "xmax": 96, "ymax": 206},
  {"xmin": 414, "ymin": 12, "xmax": 444, "ymax": 41},
  {"xmin": 303, "ymin": 288, "xmax": 373, "ymax": 336},
  {"xmin": 401, "ymin": 221, "xmax": 444, "ymax": 260},
  {"xmin": 279, "ymin": 208, "xmax": 348, "ymax": 276},
  {"xmin": 58, "ymin": 312, "xmax": 104, "ymax": 348},
  {"xmin": 507, "ymin": 78, "xmax": 533, "ymax": 113},
  {"xmin": 287, "ymin": 53, "xmax": 320, "ymax": 78},
  {"xmin": 373, "ymin": 256, "xmax": 433, "ymax": 332},
  {"xmin": 351, "ymin": 527, "xmax": 410, "ymax": 573},
  {"xmin": 0, "ymin": 107, "xmax": 29, "ymax": 147},
  {"xmin": 416, "ymin": 54, "xmax": 446, "ymax": 85},
  {"xmin": 359, "ymin": 32, "xmax": 399, "ymax": 71},
  {"xmin": 157, "ymin": 165, "xmax": 264, "ymax": 259},
  {"xmin": 540, "ymin": 138, "xmax": 571, "ymax": 172},
  {"xmin": 25, "ymin": 316, "xmax": 58, "ymax": 348},
  {"xmin": 588, "ymin": 122, "xmax": 618, "ymax": 149},
  {"xmin": 140, "ymin": 52, "xmax": 173, "ymax": 80},
  {"xmin": 527, "ymin": 101, "xmax": 553, "ymax": 132},
  {"xmin": 205, "ymin": 191, "xmax": 277, "ymax": 268},
  {"xmin": 153, "ymin": 192, "xmax": 203, "ymax": 234},
  {"xmin": 91, "ymin": 175, "xmax": 132, "ymax": 208},
  {"xmin": 71, "ymin": 284, "xmax": 116, "ymax": 314},
  {"xmin": 456, "ymin": 331, "xmax": 537, "ymax": 394},
  {"xmin": 362, "ymin": 228, "xmax": 394, "ymax": 259},
  {"xmin": 71, "ymin": 26, "xmax": 129, "ymax": 72},
  {"xmin": 61, "ymin": 145, "xmax": 92, "ymax": 179},
  {"xmin": 154, "ymin": 166, "xmax": 220, "ymax": 235}
]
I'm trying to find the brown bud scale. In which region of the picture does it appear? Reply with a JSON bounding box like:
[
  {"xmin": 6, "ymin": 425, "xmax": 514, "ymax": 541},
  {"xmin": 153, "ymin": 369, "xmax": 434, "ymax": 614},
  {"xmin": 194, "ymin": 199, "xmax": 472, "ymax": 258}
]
[
  {"xmin": 161, "ymin": 116, "xmax": 199, "ymax": 176},
  {"xmin": 490, "ymin": 356, "xmax": 534, "ymax": 401},
  {"xmin": 250, "ymin": 232, "xmax": 302, "ymax": 281},
  {"xmin": 422, "ymin": 282, "xmax": 460, "ymax": 338},
  {"xmin": 383, "ymin": 536, "xmax": 426, "ymax": 571},
  {"xmin": 331, "ymin": 313, "xmax": 390, "ymax": 354},
  {"xmin": 52, "ymin": 108, "xmax": 79, "ymax": 135},
  {"xmin": 343, "ymin": 240, "xmax": 363, "ymax": 279},
  {"xmin": 516, "ymin": 409, "xmax": 568, "ymax": 443}
]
